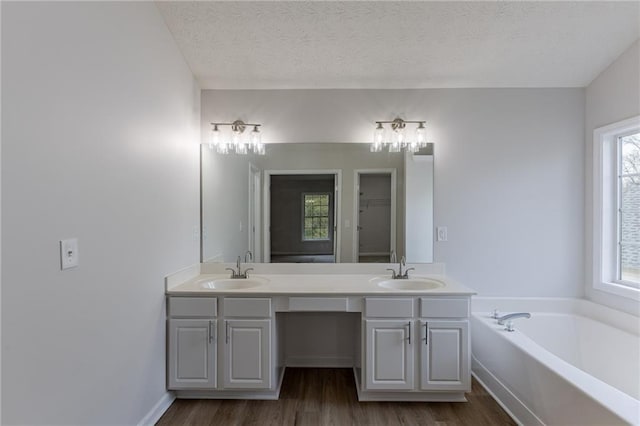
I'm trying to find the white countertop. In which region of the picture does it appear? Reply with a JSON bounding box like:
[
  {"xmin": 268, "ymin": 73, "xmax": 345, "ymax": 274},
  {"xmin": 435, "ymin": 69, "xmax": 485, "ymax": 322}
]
[{"xmin": 167, "ymin": 272, "xmax": 475, "ymax": 296}]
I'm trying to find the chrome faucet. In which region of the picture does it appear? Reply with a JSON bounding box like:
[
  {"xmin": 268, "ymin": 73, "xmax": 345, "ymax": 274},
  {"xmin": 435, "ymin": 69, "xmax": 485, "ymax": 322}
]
[
  {"xmin": 496, "ymin": 312, "xmax": 531, "ymax": 331},
  {"xmin": 387, "ymin": 256, "xmax": 415, "ymax": 279},
  {"xmin": 225, "ymin": 255, "xmax": 254, "ymax": 279},
  {"xmin": 245, "ymin": 250, "xmax": 253, "ymax": 263}
]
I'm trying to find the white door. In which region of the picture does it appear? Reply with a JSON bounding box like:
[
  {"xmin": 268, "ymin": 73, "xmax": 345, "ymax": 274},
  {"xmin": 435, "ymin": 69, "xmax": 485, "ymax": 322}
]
[
  {"xmin": 365, "ymin": 320, "xmax": 414, "ymax": 390},
  {"xmin": 224, "ymin": 319, "xmax": 272, "ymax": 389},
  {"xmin": 168, "ymin": 319, "xmax": 216, "ymax": 389},
  {"xmin": 420, "ymin": 320, "xmax": 470, "ymax": 391}
]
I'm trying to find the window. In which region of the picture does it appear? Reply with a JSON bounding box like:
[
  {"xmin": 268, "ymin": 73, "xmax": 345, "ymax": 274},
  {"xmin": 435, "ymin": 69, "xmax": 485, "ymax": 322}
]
[
  {"xmin": 302, "ymin": 193, "xmax": 331, "ymax": 241},
  {"xmin": 619, "ymin": 132, "xmax": 640, "ymax": 284},
  {"xmin": 593, "ymin": 116, "xmax": 640, "ymax": 300}
]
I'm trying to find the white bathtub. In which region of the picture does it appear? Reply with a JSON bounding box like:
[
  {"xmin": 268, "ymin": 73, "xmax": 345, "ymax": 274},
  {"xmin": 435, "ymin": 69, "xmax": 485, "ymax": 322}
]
[{"xmin": 471, "ymin": 298, "xmax": 640, "ymax": 425}]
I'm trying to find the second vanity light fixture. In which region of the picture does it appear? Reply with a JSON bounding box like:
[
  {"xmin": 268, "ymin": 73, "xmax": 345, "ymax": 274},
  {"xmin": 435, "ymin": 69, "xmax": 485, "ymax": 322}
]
[
  {"xmin": 208, "ymin": 120, "xmax": 265, "ymax": 155},
  {"xmin": 371, "ymin": 118, "xmax": 430, "ymax": 153}
]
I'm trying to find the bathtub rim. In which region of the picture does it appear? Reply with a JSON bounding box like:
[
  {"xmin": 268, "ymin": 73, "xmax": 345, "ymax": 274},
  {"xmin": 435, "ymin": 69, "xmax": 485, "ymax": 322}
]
[
  {"xmin": 471, "ymin": 297, "xmax": 640, "ymax": 426},
  {"xmin": 472, "ymin": 296, "xmax": 639, "ymax": 336}
]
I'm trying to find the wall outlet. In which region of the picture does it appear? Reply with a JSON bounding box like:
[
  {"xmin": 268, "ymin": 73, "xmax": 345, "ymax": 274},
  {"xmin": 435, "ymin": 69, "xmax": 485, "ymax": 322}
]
[
  {"xmin": 436, "ymin": 227, "xmax": 448, "ymax": 242},
  {"xmin": 60, "ymin": 238, "xmax": 79, "ymax": 270}
]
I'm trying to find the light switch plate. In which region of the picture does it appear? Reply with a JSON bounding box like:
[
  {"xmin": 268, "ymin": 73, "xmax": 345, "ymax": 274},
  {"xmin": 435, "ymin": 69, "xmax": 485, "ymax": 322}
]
[
  {"xmin": 60, "ymin": 238, "xmax": 79, "ymax": 270},
  {"xmin": 436, "ymin": 227, "xmax": 448, "ymax": 242}
]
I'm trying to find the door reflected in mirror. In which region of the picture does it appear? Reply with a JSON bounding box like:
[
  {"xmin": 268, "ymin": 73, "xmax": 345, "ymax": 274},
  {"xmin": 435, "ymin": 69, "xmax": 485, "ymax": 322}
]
[{"xmin": 201, "ymin": 143, "xmax": 433, "ymax": 263}]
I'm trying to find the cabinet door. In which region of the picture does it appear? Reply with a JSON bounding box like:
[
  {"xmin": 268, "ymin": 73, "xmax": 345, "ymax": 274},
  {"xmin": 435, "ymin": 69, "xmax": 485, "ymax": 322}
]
[
  {"xmin": 223, "ymin": 319, "xmax": 272, "ymax": 389},
  {"xmin": 420, "ymin": 320, "xmax": 470, "ymax": 391},
  {"xmin": 168, "ymin": 319, "xmax": 216, "ymax": 389},
  {"xmin": 365, "ymin": 320, "xmax": 414, "ymax": 390}
]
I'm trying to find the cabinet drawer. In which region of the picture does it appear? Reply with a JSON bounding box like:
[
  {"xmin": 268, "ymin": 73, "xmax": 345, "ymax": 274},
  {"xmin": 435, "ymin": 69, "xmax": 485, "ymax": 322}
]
[
  {"xmin": 289, "ymin": 297, "xmax": 348, "ymax": 311},
  {"xmin": 365, "ymin": 298, "xmax": 414, "ymax": 318},
  {"xmin": 420, "ymin": 298, "xmax": 469, "ymax": 318},
  {"xmin": 168, "ymin": 297, "xmax": 217, "ymax": 318},
  {"xmin": 224, "ymin": 298, "xmax": 272, "ymax": 317}
]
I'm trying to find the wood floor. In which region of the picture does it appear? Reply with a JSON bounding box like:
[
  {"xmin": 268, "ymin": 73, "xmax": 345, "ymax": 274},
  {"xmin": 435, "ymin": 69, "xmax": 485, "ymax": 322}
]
[{"xmin": 157, "ymin": 368, "xmax": 516, "ymax": 426}]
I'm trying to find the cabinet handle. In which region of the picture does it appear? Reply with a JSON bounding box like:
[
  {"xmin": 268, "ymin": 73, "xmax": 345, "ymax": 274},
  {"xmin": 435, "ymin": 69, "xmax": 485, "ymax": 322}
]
[
  {"xmin": 208, "ymin": 320, "xmax": 214, "ymax": 344},
  {"xmin": 225, "ymin": 321, "xmax": 230, "ymax": 344},
  {"xmin": 423, "ymin": 322, "xmax": 428, "ymax": 345},
  {"xmin": 407, "ymin": 321, "xmax": 412, "ymax": 345}
]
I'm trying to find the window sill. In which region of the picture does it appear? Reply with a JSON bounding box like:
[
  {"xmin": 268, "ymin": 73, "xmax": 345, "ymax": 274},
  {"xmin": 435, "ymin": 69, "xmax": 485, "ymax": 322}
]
[{"xmin": 594, "ymin": 280, "xmax": 640, "ymax": 301}]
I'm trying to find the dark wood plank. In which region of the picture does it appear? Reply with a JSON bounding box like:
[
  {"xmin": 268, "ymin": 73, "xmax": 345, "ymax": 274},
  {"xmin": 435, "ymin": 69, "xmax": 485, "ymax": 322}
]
[{"xmin": 156, "ymin": 369, "xmax": 516, "ymax": 426}]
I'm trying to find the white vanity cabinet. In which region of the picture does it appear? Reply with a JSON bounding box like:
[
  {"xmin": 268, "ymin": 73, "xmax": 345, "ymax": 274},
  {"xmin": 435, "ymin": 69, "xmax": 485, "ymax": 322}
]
[
  {"xmin": 166, "ymin": 281, "xmax": 473, "ymax": 402},
  {"xmin": 419, "ymin": 298, "xmax": 471, "ymax": 392},
  {"xmin": 222, "ymin": 298, "xmax": 272, "ymax": 389},
  {"xmin": 167, "ymin": 297, "xmax": 217, "ymax": 390},
  {"xmin": 361, "ymin": 296, "xmax": 471, "ymax": 398},
  {"xmin": 364, "ymin": 319, "xmax": 414, "ymax": 390},
  {"xmin": 363, "ymin": 298, "xmax": 416, "ymax": 391}
]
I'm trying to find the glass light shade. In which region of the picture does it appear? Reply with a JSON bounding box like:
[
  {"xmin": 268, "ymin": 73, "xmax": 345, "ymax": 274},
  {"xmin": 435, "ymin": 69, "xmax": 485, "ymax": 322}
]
[
  {"xmin": 374, "ymin": 124, "xmax": 385, "ymax": 144},
  {"xmin": 250, "ymin": 126, "xmax": 261, "ymax": 148},
  {"xmin": 216, "ymin": 141, "xmax": 229, "ymax": 154},
  {"xmin": 256, "ymin": 143, "xmax": 266, "ymax": 156},
  {"xmin": 236, "ymin": 137, "xmax": 248, "ymax": 155},
  {"xmin": 232, "ymin": 131, "xmax": 248, "ymax": 154},
  {"xmin": 208, "ymin": 126, "xmax": 221, "ymax": 149},
  {"xmin": 415, "ymin": 123, "xmax": 426, "ymax": 146},
  {"xmin": 394, "ymin": 127, "xmax": 405, "ymax": 146}
]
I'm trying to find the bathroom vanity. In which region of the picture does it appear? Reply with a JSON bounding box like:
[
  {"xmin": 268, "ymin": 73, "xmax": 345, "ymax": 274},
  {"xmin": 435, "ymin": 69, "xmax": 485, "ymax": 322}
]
[{"xmin": 165, "ymin": 264, "xmax": 474, "ymax": 402}]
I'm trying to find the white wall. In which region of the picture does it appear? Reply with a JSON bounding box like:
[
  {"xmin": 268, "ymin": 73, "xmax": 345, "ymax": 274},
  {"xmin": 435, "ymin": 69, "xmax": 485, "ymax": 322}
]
[
  {"xmin": 2, "ymin": 3, "xmax": 200, "ymax": 424},
  {"xmin": 585, "ymin": 40, "xmax": 640, "ymax": 316},
  {"xmin": 201, "ymin": 89, "xmax": 585, "ymax": 297}
]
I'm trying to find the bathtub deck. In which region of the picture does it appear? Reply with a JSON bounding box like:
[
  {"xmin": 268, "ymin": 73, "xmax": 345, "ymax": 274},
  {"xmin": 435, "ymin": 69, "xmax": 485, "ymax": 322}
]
[{"xmin": 157, "ymin": 368, "xmax": 516, "ymax": 426}]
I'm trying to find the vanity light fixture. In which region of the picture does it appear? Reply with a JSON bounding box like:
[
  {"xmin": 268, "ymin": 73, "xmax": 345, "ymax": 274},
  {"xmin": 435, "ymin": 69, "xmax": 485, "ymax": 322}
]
[
  {"xmin": 207, "ymin": 120, "xmax": 265, "ymax": 155},
  {"xmin": 371, "ymin": 118, "xmax": 430, "ymax": 153}
]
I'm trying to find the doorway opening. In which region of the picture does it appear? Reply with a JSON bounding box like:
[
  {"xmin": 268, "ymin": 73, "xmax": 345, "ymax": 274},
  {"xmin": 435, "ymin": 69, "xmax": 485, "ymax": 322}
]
[
  {"xmin": 264, "ymin": 171, "xmax": 341, "ymax": 263},
  {"xmin": 354, "ymin": 170, "xmax": 396, "ymax": 263}
]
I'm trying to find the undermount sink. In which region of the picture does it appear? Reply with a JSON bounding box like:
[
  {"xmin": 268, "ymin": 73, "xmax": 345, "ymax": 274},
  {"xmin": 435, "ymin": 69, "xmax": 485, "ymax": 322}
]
[
  {"xmin": 198, "ymin": 277, "xmax": 268, "ymax": 290},
  {"xmin": 374, "ymin": 277, "xmax": 445, "ymax": 291}
]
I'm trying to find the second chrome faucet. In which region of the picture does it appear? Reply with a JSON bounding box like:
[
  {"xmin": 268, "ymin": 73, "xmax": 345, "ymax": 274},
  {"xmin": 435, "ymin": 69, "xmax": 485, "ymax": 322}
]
[
  {"xmin": 226, "ymin": 252, "xmax": 254, "ymax": 279},
  {"xmin": 387, "ymin": 256, "xmax": 414, "ymax": 279}
]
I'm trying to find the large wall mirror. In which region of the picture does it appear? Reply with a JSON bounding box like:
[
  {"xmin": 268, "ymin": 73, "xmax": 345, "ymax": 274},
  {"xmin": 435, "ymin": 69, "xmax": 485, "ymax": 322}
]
[{"xmin": 201, "ymin": 143, "xmax": 433, "ymax": 263}]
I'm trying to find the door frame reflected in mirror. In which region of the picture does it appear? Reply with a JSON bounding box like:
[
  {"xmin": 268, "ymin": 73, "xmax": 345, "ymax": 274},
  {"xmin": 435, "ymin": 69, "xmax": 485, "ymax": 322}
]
[
  {"xmin": 263, "ymin": 169, "xmax": 343, "ymax": 263},
  {"xmin": 353, "ymin": 169, "xmax": 397, "ymax": 263}
]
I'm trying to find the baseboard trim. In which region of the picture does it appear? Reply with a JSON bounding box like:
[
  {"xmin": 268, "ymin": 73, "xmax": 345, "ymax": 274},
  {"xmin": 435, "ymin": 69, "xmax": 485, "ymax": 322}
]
[
  {"xmin": 352, "ymin": 367, "xmax": 467, "ymax": 402},
  {"xmin": 175, "ymin": 368, "xmax": 285, "ymax": 400},
  {"xmin": 471, "ymin": 356, "xmax": 543, "ymax": 426},
  {"xmin": 137, "ymin": 392, "xmax": 175, "ymax": 426}
]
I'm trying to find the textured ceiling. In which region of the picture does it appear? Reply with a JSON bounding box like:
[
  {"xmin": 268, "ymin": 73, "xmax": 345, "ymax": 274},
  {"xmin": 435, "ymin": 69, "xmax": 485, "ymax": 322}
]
[{"xmin": 156, "ymin": 1, "xmax": 640, "ymax": 89}]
